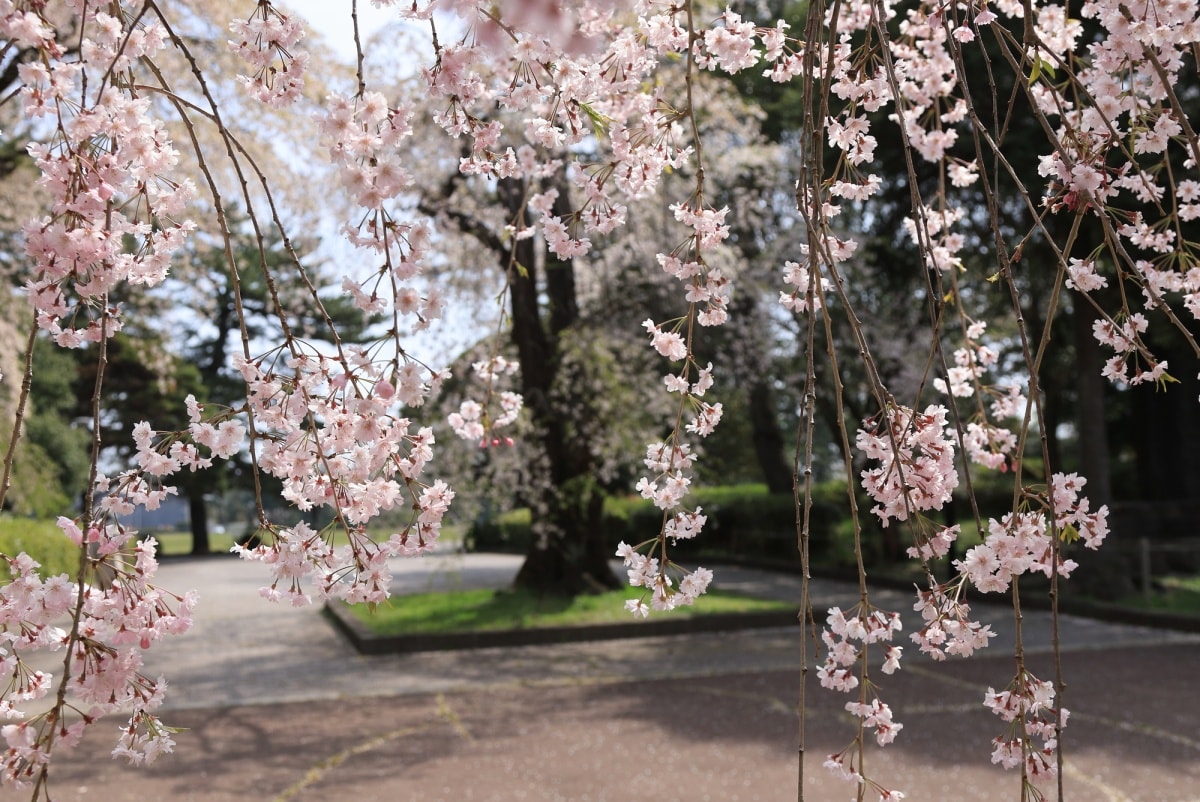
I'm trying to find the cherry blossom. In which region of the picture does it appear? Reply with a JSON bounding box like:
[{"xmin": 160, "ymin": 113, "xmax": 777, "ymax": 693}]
[
  {"xmin": 985, "ymin": 671, "xmax": 1068, "ymax": 791},
  {"xmin": 2, "ymin": 0, "xmax": 1197, "ymax": 795},
  {"xmin": 229, "ymin": 1, "xmax": 309, "ymax": 106},
  {"xmin": 857, "ymin": 404, "xmax": 959, "ymax": 525}
]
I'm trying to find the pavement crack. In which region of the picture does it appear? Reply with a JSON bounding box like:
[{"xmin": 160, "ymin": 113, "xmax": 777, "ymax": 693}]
[
  {"xmin": 1062, "ymin": 762, "xmax": 1134, "ymax": 802},
  {"xmin": 1072, "ymin": 711, "xmax": 1200, "ymax": 752},
  {"xmin": 272, "ymin": 721, "xmax": 435, "ymax": 802},
  {"xmin": 435, "ymin": 692, "xmax": 474, "ymax": 741},
  {"xmin": 273, "ymin": 694, "xmax": 476, "ymax": 801}
]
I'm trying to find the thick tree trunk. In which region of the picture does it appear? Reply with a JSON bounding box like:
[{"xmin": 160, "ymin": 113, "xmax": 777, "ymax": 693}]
[
  {"xmin": 496, "ymin": 177, "xmax": 619, "ymax": 596},
  {"xmin": 513, "ymin": 477, "xmax": 616, "ymax": 596},
  {"xmin": 1131, "ymin": 331, "xmax": 1200, "ymax": 501},
  {"xmin": 189, "ymin": 491, "xmax": 210, "ymax": 556},
  {"xmin": 749, "ymin": 379, "xmax": 793, "ymax": 494},
  {"xmin": 1023, "ymin": 285, "xmax": 1063, "ymax": 472},
  {"xmin": 1073, "ymin": 303, "xmax": 1112, "ymax": 506},
  {"xmin": 1069, "ymin": 302, "xmax": 1131, "ymax": 599}
]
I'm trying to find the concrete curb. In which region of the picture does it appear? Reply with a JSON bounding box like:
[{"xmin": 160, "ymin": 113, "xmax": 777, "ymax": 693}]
[
  {"xmin": 704, "ymin": 556, "xmax": 1200, "ymax": 634},
  {"xmin": 1050, "ymin": 596, "xmax": 1200, "ymax": 632},
  {"xmin": 324, "ymin": 599, "xmax": 800, "ymax": 655}
]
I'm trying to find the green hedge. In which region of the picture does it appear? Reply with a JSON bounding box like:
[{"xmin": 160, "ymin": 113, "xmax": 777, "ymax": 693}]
[
  {"xmin": 468, "ymin": 482, "xmax": 863, "ymax": 564},
  {"xmin": 468, "ymin": 477, "xmax": 1029, "ymax": 571},
  {"xmin": 468, "ymin": 507, "xmax": 533, "ymax": 552},
  {"xmin": 0, "ymin": 517, "xmax": 80, "ymax": 580}
]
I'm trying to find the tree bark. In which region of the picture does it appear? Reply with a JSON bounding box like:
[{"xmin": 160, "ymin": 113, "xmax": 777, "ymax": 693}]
[
  {"xmin": 493, "ymin": 178, "xmax": 619, "ymax": 595},
  {"xmin": 1023, "ymin": 284, "xmax": 1063, "ymax": 472},
  {"xmin": 1068, "ymin": 301, "xmax": 1132, "ymax": 599},
  {"xmin": 1073, "ymin": 303, "xmax": 1112, "ymax": 506},
  {"xmin": 513, "ymin": 476, "xmax": 616, "ymax": 596},
  {"xmin": 189, "ymin": 491, "xmax": 210, "ymax": 556},
  {"xmin": 749, "ymin": 378, "xmax": 793, "ymax": 494}
]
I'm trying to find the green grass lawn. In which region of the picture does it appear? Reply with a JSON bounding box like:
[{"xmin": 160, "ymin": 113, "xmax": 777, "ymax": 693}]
[
  {"xmin": 349, "ymin": 587, "xmax": 794, "ymax": 636},
  {"xmin": 151, "ymin": 530, "xmax": 239, "ymax": 556},
  {"xmin": 1118, "ymin": 574, "xmax": 1200, "ymax": 614}
]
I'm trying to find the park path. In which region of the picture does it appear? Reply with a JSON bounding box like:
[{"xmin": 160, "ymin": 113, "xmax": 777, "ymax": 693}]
[
  {"xmin": 135, "ymin": 552, "xmax": 1198, "ymax": 711},
  {"xmin": 5, "ymin": 552, "xmax": 1199, "ymax": 801}
]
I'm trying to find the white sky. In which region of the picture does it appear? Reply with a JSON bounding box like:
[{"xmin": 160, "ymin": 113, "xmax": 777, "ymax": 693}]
[
  {"xmin": 271, "ymin": 2, "xmax": 489, "ymax": 366},
  {"xmin": 278, "ymin": 0, "xmax": 397, "ymax": 63}
]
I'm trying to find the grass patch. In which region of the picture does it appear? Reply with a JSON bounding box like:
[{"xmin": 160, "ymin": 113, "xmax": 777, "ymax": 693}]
[
  {"xmin": 1116, "ymin": 575, "xmax": 1200, "ymax": 615},
  {"xmin": 152, "ymin": 530, "xmax": 239, "ymax": 556},
  {"xmin": 350, "ymin": 587, "xmax": 794, "ymax": 636},
  {"xmin": 0, "ymin": 517, "xmax": 80, "ymax": 579}
]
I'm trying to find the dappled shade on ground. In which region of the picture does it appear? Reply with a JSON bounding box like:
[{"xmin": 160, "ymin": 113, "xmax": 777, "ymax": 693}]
[{"xmin": 32, "ymin": 641, "xmax": 1200, "ymax": 802}]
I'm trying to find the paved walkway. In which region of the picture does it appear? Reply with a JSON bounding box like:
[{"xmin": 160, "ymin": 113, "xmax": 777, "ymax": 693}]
[{"xmin": 5, "ymin": 553, "xmax": 1200, "ymax": 801}]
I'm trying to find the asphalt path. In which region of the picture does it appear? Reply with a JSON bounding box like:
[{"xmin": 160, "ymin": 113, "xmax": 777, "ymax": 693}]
[{"xmin": 4, "ymin": 553, "xmax": 1199, "ymax": 801}]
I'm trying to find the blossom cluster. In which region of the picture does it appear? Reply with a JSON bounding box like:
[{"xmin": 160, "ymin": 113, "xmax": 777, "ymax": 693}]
[
  {"xmin": 315, "ymin": 91, "xmax": 444, "ymax": 331},
  {"xmin": 817, "ymin": 605, "xmax": 903, "ymax": 701},
  {"xmin": 18, "ymin": 22, "xmax": 193, "ymax": 347},
  {"xmin": 228, "ymin": 2, "xmax": 309, "ymax": 106},
  {"xmin": 856, "ymin": 404, "xmax": 959, "ymax": 525},
  {"xmin": 799, "ymin": 0, "xmax": 1148, "ymax": 789},
  {"xmin": 603, "ymin": 6, "xmax": 814, "ymax": 616},
  {"xmin": 956, "ymin": 472, "xmax": 1108, "ymax": 594},
  {"xmin": 1092, "ymin": 312, "xmax": 1170, "ymax": 386},
  {"xmin": 615, "ymin": 543, "xmax": 713, "ymax": 617},
  {"xmin": 817, "ymin": 604, "xmax": 906, "ymax": 800},
  {"xmin": 933, "ymin": 338, "xmax": 997, "ymax": 399},
  {"xmin": 910, "ymin": 582, "xmax": 997, "ymax": 661},
  {"xmin": 892, "ymin": 470, "xmax": 1107, "ymax": 789},
  {"xmin": 0, "ymin": 0, "xmax": 211, "ymax": 776},
  {"xmin": 228, "ymin": 351, "xmax": 451, "ymax": 604},
  {"xmin": 1023, "ymin": 0, "xmax": 1200, "ymax": 380},
  {"xmin": 932, "ymin": 320, "xmax": 1024, "ymax": 470},
  {"xmin": 0, "ymin": 527, "xmax": 194, "ymax": 785},
  {"xmin": 446, "ymin": 357, "xmax": 523, "ymax": 446},
  {"xmin": 778, "ymin": 252, "xmax": 831, "ymax": 315},
  {"xmin": 984, "ymin": 671, "xmax": 1068, "ymax": 790}
]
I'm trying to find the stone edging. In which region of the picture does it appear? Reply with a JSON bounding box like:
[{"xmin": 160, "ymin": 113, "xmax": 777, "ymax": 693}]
[
  {"xmin": 324, "ymin": 600, "xmax": 799, "ymax": 656},
  {"xmin": 1049, "ymin": 597, "xmax": 1200, "ymax": 633},
  {"xmin": 711, "ymin": 558, "xmax": 1200, "ymax": 635}
]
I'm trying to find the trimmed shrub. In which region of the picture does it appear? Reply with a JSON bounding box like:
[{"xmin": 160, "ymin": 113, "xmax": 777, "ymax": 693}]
[
  {"xmin": 0, "ymin": 517, "xmax": 80, "ymax": 579},
  {"xmin": 467, "ymin": 482, "xmax": 852, "ymax": 564},
  {"xmin": 467, "ymin": 507, "xmax": 533, "ymax": 553}
]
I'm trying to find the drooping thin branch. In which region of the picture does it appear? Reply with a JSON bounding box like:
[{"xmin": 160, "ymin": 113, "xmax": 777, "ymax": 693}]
[
  {"xmin": 794, "ymin": 3, "xmax": 831, "ymax": 796},
  {"xmin": 0, "ymin": 321, "xmax": 40, "ymax": 512},
  {"xmin": 35, "ymin": 294, "xmax": 114, "ymax": 800},
  {"xmin": 351, "ymin": 0, "xmax": 366, "ymax": 98}
]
